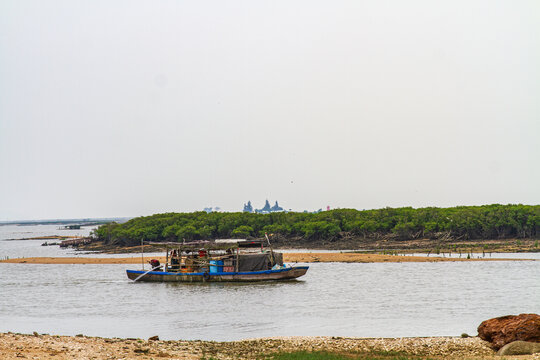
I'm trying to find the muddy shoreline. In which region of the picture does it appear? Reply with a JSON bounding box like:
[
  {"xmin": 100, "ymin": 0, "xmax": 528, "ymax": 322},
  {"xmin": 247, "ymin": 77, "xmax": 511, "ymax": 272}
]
[{"xmin": 78, "ymin": 238, "xmax": 540, "ymax": 254}]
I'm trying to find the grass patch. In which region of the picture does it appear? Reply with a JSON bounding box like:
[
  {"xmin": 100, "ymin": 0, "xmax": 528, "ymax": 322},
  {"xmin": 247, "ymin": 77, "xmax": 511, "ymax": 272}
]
[
  {"xmin": 263, "ymin": 350, "xmax": 434, "ymax": 360},
  {"xmin": 265, "ymin": 351, "xmax": 352, "ymax": 359}
]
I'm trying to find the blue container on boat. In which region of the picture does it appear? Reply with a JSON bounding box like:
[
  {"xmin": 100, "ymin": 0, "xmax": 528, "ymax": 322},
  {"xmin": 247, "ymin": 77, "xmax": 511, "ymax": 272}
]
[{"xmin": 209, "ymin": 260, "xmax": 224, "ymax": 273}]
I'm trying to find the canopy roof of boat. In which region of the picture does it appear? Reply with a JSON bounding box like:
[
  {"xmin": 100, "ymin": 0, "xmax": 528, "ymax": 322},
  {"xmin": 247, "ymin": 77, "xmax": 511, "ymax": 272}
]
[{"xmin": 145, "ymin": 240, "xmax": 265, "ymax": 250}]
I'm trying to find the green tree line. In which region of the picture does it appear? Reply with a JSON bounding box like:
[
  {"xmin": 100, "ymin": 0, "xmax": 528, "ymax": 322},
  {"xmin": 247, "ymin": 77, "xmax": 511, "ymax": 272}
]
[{"xmin": 92, "ymin": 204, "xmax": 540, "ymax": 247}]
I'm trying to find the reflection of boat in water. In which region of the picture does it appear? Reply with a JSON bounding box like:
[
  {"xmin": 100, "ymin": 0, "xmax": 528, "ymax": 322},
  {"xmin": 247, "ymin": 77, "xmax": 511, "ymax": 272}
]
[{"xmin": 126, "ymin": 239, "xmax": 308, "ymax": 282}]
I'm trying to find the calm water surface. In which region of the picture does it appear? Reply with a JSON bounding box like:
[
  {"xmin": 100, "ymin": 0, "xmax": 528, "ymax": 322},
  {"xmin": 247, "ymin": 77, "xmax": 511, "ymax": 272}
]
[
  {"xmin": 0, "ymin": 224, "xmax": 96, "ymax": 259},
  {"xmin": 0, "ymin": 224, "xmax": 95, "ymax": 241},
  {"xmin": 1, "ymin": 225, "xmax": 539, "ymax": 341}
]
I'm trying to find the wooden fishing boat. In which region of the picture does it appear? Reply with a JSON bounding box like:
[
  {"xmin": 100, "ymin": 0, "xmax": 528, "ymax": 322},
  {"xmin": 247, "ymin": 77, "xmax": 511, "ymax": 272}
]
[
  {"xmin": 126, "ymin": 266, "xmax": 308, "ymax": 282},
  {"xmin": 126, "ymin": 239, "xmax": 308, "ymax": 282}
]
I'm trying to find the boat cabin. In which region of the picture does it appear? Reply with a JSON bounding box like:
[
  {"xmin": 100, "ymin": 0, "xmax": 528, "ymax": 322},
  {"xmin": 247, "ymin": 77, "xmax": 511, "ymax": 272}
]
[{"xmin": 157, "ymin": 240, "xmax": 284, "ymax": 274}]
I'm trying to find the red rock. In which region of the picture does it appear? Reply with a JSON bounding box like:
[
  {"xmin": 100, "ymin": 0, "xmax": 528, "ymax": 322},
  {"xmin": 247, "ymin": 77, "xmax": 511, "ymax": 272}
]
[{"xmin": 478, "ymin": 314, "xmax": 540, "ymax": 350}]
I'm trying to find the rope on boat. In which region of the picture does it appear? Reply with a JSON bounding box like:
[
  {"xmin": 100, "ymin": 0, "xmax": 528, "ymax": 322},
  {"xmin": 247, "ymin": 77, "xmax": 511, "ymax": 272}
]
[{"xmin": 132, "ymin": 265, "xmax": 162, "ymax": 282}]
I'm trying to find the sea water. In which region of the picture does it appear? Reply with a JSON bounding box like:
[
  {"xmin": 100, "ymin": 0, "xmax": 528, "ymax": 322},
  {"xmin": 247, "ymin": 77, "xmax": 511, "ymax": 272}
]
[{"xmin": 0, "ymin": 225, "xmax": 539, "ymax": 341}]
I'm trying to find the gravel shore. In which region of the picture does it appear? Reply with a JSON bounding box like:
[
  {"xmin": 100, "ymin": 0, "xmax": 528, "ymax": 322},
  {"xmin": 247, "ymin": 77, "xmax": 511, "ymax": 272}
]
[{"xmin": 2, "ymin": 333, "xmax": 539, "ymax": 360}]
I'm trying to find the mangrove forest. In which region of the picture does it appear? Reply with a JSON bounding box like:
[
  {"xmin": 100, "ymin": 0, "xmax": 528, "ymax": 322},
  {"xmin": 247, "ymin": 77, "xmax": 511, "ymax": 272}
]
[{"xmin": 92, "ymin": 204, "xmax": 539, "ymax": 247}]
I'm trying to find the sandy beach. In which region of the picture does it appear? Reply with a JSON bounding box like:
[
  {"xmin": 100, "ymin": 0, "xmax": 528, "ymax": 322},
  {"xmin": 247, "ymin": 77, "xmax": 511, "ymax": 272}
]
[
  {"xmin": 0, "ymin": 252, "xmax": 532, "ymax": 264},
  {"xmin": 2, "ymin": 332, "xmax": 539, "ymax": 360}
]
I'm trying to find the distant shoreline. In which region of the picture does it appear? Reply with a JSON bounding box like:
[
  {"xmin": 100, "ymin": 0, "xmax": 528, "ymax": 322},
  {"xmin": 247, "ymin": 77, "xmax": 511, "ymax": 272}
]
[
  {"xmin": 0, "ymin": 252, "xmax": 534, "ymax": 264},
  {"xmin": 2, "ymin": 235, "xmax": 82, "ymax": 241},
  {"xmin": 0, "ymin": 218, "xmax": 128, "ymax": 226}
]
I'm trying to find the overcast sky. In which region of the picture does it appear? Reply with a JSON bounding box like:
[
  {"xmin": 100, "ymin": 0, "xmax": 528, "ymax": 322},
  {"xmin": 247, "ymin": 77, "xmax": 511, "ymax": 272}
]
[{"xmin": 1, "ymin": 0, "xmax": 539, "ymax": 220}]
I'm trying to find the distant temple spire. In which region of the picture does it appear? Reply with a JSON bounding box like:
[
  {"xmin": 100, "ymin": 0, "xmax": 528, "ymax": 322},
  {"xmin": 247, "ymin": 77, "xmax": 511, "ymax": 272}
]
[
  {"xmin": 243, "ymin": 201, "xmax": 254, "ymax": 213},
  {"xmin": 261, "ymin": 200, "xmax": 272, "ymax": 212},
  {"xmin": 252, "ymin": 200, "xmax": 285, "ymax": 213},
  {"xmin": 270, "ymin": 201, "xmax": 283, "ymax": 212}
]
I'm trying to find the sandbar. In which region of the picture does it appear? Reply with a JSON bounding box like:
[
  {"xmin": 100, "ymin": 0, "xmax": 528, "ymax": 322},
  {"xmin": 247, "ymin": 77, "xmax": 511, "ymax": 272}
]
[{"xmin": 0, "ymin": 252, "xmax": 531, "ymax": 264}]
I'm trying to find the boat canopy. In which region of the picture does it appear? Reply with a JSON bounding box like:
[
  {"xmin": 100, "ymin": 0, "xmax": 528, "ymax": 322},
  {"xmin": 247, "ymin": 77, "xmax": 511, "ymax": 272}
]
[{"xmin": 145, "ymin": 240, "xmax": 265, "ymax": 251}]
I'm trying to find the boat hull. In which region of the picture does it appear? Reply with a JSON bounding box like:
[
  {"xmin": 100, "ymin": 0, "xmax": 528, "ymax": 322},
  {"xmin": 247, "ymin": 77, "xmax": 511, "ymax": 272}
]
[{"xmin": 126, "ymin": 266, "xmax": 309, "ymax": 282}]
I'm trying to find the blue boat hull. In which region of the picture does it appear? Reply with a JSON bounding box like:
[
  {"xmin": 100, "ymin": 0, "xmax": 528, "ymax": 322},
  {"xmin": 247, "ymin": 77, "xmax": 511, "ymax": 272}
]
[{"xmin": 126, "ymin": 266, "xmax": 309, "ymax": 282}]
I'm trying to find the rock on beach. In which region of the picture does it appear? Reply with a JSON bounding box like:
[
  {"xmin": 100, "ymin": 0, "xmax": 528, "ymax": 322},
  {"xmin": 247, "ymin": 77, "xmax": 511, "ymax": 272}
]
[
  {"xmin": 478, "ymin": 313, "xmax": 540, "ymax": 350},
  {"xmin": 498, "ymin": 341, "xmax": 540, "ymax": 356}
]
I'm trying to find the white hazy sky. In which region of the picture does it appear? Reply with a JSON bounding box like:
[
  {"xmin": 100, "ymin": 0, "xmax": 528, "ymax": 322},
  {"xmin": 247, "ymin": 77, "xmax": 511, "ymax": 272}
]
[{"xmin": 1, "ymin": 0, "xmax": 539, "ymax": 220}]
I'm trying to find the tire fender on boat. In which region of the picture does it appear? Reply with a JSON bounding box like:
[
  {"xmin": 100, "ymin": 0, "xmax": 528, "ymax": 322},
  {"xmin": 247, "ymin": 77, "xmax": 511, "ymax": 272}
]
[{"xmin": 203, "ymin": 272, "xmax": 210, "ymax": 281}]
